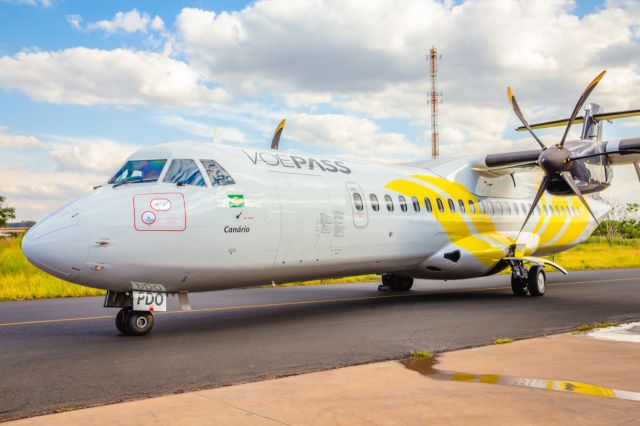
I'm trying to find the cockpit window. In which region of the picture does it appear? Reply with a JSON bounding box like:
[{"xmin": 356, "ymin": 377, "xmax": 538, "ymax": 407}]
[
  {"xmin": 109, "ymin": 159, "xmax": 166, "ymax": 185},
  {"xmin": 200, "ymin": 159, "xmax": 235, "ymax": 186},
  {"xmin": 163, "ymin": 159, "xmax": 206, "ymax": 187}
]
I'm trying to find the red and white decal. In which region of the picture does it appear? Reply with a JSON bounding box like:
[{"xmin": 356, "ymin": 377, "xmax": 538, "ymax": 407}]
[{"xmin": 133, "ymin": 193, "xmax": 186, "ymax": 231}]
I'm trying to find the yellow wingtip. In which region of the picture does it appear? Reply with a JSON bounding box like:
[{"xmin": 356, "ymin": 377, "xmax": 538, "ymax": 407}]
[
  {"xmin": 507, "ymin": 86, "xmax": 514, "ymax": 104},
  {"xmin": 589, "ymin": 70, "xmax": 607, "ymax": 88}
]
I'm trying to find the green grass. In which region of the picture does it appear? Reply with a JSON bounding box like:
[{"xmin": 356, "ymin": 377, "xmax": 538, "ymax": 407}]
[
  {"xmin": 410, "ymin": 350, "xmax": 434, "ymax": 360},
  {"xmin": 494, "ymin": 337, "xmax": 513, "ymax": 345},
  {"xmin": 544, "ymin": 238, "xmax": 640, "ymax": 270},
  {"xmin": 575, "ymin": 322, "xmax": 619, "ymax": 333},
  {"xmin": 0, "ymin": 236, "xmax": 105, "ymax": 301}
]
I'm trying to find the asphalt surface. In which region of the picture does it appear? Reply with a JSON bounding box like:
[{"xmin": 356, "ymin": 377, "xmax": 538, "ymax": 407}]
[{"xmin": 1, "ymin": 268, "xmax": 640, "ymax": 421}]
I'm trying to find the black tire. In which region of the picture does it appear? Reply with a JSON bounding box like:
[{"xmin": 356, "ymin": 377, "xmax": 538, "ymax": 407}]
[
  {"xmin": 115, "ymin": 308, "xmax": 128, "ymax": 334},
  {"xmin": 528, "ymin": 266, "xmax": 546, "ymax": 297},
  {"xmin": 124, "ymin": 311, "xmax": 154, "ymax": 336},
  {"xmin": 383, "ymin": 274, "xmax": 413, "ymax": 292},
  {"xmin": 510, "ymin": 274, "xmax": 527, "ymax": 296}
]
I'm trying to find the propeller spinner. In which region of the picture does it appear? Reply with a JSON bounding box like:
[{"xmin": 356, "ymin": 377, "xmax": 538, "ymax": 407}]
[{"xmin": 508, "ymin": 71, "xmax": 607, "ymax": 238}]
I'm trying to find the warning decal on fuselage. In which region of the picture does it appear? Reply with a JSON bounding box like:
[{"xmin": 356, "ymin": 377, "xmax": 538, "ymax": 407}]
[{"xmin": 133, "ymin": 193, "xmax": 186, "ymax": 231}]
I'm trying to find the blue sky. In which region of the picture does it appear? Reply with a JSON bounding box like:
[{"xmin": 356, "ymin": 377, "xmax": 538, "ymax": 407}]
[{"xmin": 1, "ymin": 0, "xmax": 639, "ymax": 220}]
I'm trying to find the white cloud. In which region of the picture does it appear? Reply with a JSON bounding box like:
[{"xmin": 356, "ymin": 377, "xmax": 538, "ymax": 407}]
[
  {"xmin": 44, "ymin": 136, "xmax": 138, "ymax": 174},
  {"xmin": 285, "ymin": 113, "xmax": 422, "ymax": 162},
  {"xmin": 0, "ymin": 47, "xmax": 230, "ymax": 108},
  {"xmin": 173, "ymin": 0, "xmax": 640, "ymax": 154},
  {"xmin": 0, "ymin": 126, "xmax": 39, "ymax": 148},
  {"xmin": 65, "ymin": 14, "xmax": 83, "ymax": 30},
  {"xmin": 2, "ymin": 0, "xmax": 51, "ymax": 7},
  {"xmin": 86, "ymin": 9, "xmax": 165, "ymax": 34}
]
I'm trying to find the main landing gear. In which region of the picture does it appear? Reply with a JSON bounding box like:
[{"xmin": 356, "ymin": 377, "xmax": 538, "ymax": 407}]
[
  {"xmin": 510, "ymin": 261, "xmax": 546, "ymax": 297},
  {"xmin": 115, "ymin": 308, "xmax": 155, "ymax": 336},
  {"xmin": 378, "ymin": 274, "xmax": 414, "ymax": 292}
]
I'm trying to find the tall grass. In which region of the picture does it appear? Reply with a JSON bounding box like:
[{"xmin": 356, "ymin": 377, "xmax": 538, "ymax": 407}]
[
  {"xmin": 1, "ymin": 235, "xmax": 640, "ymax": 301},
  {"xmin": 0, "ymin": 236, "xmax": 105, "ymax": 301},
  {"xmin": 546, "ymin": 238, "xmax": 640, "ymax": 270}
]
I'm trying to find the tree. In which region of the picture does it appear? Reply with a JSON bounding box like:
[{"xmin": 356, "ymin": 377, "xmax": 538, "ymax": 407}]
[{"xmin": 0, "ymin": 195, "xmax": 16, "ymax": 228}]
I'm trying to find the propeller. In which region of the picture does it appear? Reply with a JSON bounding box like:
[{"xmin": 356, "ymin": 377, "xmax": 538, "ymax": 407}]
[{"xmin": 508, "ymin": 71, "xmax": 607, "ymax": 238}]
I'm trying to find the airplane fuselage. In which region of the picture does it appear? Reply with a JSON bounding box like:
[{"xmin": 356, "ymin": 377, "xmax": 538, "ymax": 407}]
[{"xmin": 22, "ymin": 142, "xmax": 606, "ymax": 294}]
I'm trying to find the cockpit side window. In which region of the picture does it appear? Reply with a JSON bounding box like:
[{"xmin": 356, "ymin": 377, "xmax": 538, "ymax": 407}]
[
  {"xmin": 163, "ymin": 159, "xmax": 206, "ymax": 187},
  {"xmin": 200, "ymin": 159, "xmax": 235, "ymax": 186},
  {"xmin": 109, "ymin": 159, "xmax": 167, "ymax": 184}
]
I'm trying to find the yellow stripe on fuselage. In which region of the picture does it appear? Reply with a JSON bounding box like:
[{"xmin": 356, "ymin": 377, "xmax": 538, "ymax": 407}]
[
  {"xmin": 385, "ymin": 177, "xmax": 507, "ymax": 267},
  {"xmin": 384, "ymin": 175, "xmax": 591, "ymax": 264}
]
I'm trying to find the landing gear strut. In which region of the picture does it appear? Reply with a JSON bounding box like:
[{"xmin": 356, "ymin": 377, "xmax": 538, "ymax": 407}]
[
  {"xmin": 115, "ymin": 308, "xmax": 155, "ymax": 336},
  {"xmin": 378, "ymin": 274, "xmax": 413, "ymax": 292},
  {"xmin": 509, "ymin": 261, "xmax": 546, "ymax": 297}
]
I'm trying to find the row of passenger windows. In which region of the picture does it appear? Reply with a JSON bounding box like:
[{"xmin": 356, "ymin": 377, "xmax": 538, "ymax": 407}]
[{"xmin": 352, "ymin": 193, "xmax": 584, "ymax": 217}]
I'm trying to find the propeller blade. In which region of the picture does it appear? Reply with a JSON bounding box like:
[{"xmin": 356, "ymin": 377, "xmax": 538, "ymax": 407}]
[
  {"xmin": 560, "ymin": 171, "xmax": 599, "ymax": 226},
  {"xmin": 559, "ymin": 71, "xmax": 606, "ymax": 147},
  {"xmin": 517, "ymin": 174, "xmax": 550, "ymax": 239},
  {"xmin": 507, "ymin": 87, "xmax": 547, "ymax": 150},
  {"xmin": 570, "ymin": 149, "xmax": 640, "ymax": 162}
]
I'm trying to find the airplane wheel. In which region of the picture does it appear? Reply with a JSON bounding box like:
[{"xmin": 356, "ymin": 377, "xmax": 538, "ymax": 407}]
[
  {"xmin": 383, "ymin": 274, "xmax": 413, "ymax": 292},
  {"xmin": 510, "ymin": 274, "xmax": 527, "ymax": 296},
  {"xmin": 528, "ymin": 266, "xmax": 546, "ymax": 297},
  {"xmin": 115, "ymin": 308, "xmax": 128, "ymax": 334},
  {"xmin": 124, "ymin": 311, "xmax": 154, "ymax": 336}
]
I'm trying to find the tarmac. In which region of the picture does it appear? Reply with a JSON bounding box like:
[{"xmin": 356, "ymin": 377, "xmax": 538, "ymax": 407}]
[{"xmin": 8, "ymin": 323, "xmax": 640, "ymax": 425}]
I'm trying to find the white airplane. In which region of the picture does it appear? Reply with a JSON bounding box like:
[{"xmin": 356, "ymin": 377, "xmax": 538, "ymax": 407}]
[{"xmin": 22, "ymin": 71, "xmax": 640, "ymax": 335}]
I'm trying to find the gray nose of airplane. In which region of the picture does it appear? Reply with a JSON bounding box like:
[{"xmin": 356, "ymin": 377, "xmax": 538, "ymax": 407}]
[{"xmin": 22, "ymin": 211, "xmax": 89, "ymax": 279}]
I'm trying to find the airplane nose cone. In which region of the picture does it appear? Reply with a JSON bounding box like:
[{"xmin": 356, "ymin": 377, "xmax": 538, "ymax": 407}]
[{"xmin": 22, "ymin": 212, "xmax": 89, "ymax": 279}]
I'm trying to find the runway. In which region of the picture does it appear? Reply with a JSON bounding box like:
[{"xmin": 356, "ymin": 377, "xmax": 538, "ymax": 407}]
[{"xmin": 2, "ymin": 268, "xmax": 640, "ymax": 421}]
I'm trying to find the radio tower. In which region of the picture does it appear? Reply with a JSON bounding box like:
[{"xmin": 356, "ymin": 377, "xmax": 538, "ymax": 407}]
[{"xmin": 428, "ymin": 47, "xmax": 441, "ymax": 159}]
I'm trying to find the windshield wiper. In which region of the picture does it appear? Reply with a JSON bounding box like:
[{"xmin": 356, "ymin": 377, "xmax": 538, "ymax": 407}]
[{"xmin": 112, "ymin": 178, "xmax": 157, "ymax": 188}]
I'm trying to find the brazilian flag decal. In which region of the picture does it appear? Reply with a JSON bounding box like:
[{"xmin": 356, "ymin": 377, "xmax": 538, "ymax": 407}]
[{"xmin": 228, "ymin": 194, "xmax": 245, "ymax": 208}]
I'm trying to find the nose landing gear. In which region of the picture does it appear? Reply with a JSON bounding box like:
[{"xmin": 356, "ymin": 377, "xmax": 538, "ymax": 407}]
[{"xmin": 115, "ymin": 308, "xmax": 155, "ymax": 336}]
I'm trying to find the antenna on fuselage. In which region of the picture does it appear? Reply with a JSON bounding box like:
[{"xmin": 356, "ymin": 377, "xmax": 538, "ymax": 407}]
[
  {"xmin": 212, "ymin": 127, "xmax": 223, "ymax": 144},
  {"xmin": 271, "ymin": 119, "xmax": 286, "ymax": 150}
]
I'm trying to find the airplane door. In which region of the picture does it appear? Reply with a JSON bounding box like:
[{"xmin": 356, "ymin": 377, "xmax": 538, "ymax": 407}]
[
  {"xmin": 270, "ymin": 172, "xmax": 333, "ymax": 265},
  {"xmin": 346, "ymin": 182, "xmax": 368, "ymax": 228}
]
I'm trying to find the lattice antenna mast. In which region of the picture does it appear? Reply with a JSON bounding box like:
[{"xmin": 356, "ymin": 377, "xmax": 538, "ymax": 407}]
[{"xmin": 428, "ymin": 47, "xmax": 442, "ymax": 159}]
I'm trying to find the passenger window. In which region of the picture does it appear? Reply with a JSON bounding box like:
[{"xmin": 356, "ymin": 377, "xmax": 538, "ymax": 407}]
[
  {"xmin": 370, "ymin": 194, "xmax": 379, "ymax": 212},
  {"xmin": 412, "ymin": 196, "xmax": 420, "ymax": 212},
  {"xmin": 555, "ymin": 206, "xmax": 560, "ymax": 216},
  {"xmin": 436, "ymin": 198, "xmax": 445, "ymax": 213},
  {"xmin": 569, "ymin": 206, "xmax": 575, "ymax": 216},
  {"xmin": 513, "ymin": 202, "xmax": 519, "ymax": 215},
  {"xmin": 200, "ymin": 159, "xmax": 235, "ymax": 186},
  {"xmin": 399, "ymin": 196, "xmax": 408, "ymax": 212},
  {"xmin": 521, "ymin": 203, "xmax": 527, "ymax": 214},
  {"xmin": 496, "ymin": 201, "xmax": 503, "ymax": 215},
  {"xmin": 447, "ymin": 199, "xmax": 455, "ymax": 213},
  {"xmin": 503, "ymin": 202, "xmax": 510, "ymax": 215},
  {"xmin": 353, "ymin": 193, "xmax": 364, "ymax": 211},
  {"xmin": 468, "ymin": 200, "xmax": 476, "ymax": 214},
  {"xmin": 163, "ymin": 159, "xmax": 206, "ymax": 187},
  {"xmin": 424, "ymin": 197, "xmax": 433, "ymax": 213},
  {"xmin": 458, "ymin": 199, "xmax": 466, "ymax": 213},
  {"xmin": 536, "ymin": 205, "xmax": 541, "ymax": 215},
  {"xmin": 385, "ymin": 195, "xmax": 394, "ymax": 212},
  {"xmin": 479, "ymin": 200, "xmax": 486, "ymax": 214}
]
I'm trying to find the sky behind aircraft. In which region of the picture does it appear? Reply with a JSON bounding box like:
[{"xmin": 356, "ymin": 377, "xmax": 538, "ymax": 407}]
[{"xmin": 1, "ymin": 0, "xmax": 639, "ymax": 221}]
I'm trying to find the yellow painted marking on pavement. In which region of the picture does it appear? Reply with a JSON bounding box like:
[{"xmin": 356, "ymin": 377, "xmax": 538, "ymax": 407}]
[{"xmin": 0, "ymin": 276, "xmax": 638, "ymax": 328}]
